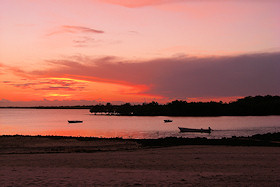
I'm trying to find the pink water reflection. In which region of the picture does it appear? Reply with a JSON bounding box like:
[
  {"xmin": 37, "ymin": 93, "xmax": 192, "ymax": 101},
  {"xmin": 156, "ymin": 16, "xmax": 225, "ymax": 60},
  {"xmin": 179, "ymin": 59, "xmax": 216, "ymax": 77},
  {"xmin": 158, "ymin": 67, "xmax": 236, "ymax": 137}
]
[{"xmin": 1, "ymin": 109, "xmax": 280, "ymax": 139}]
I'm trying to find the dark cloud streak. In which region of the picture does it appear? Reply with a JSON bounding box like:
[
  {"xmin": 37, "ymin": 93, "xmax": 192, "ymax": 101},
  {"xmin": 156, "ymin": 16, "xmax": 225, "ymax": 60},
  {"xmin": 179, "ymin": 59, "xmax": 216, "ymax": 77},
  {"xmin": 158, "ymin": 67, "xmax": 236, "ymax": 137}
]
[
  {"xmin": 62, "ymin": 25, "xmax": 104, "ymax": 34},
  {"xmin": 47, "ymin": 25, "xmax": 104, "ymax": 36},
  {"xmin": 2, "ymin": 78, "xmax": 87, "ymax": 92},
  {"xmin": 35, "ymin": 86, "xmax": 84, "ymax": 91}
]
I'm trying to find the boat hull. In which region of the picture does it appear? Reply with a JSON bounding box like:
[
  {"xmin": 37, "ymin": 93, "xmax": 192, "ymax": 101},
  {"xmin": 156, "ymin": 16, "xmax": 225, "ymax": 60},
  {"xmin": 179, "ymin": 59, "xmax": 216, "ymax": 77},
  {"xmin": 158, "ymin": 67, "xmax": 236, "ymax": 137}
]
[
  {"xmin": 68, "ymin": 120, "xmax": 83, "ymax": 123},
  {"xmin": 178, "ymin": 127, "xmax": 211, "ymax": 133}
]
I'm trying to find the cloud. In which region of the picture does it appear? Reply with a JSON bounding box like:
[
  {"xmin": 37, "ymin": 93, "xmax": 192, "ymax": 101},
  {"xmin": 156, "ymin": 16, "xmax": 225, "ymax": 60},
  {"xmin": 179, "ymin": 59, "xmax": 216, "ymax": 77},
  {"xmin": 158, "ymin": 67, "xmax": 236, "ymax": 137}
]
[
  {"xmin": 0, "ymin": 99, "xmax": 99, "ymax": 107},
  {"xmin": 35, "ymin": 86, "xmax": 84, "ymax": 91},
  {"xmin": 47, "ymin": 25, "xmax": 104, "ymax": 36},
  {"xmin": 2, "ymin": 78, "xmax": 87, "ymax": 91},
  {"xmin": 73, "ymin": 36, "xmax": 97, "ymax": 48},
  {"xmin": 0, "ymin": 63, "xmax": 33, "ymax": 78},
  {"xmin": 62, "ymin": 25, "xmax": 104, "ymax": 34},
  {"xmin": 3, "ymin": 52, "xmax": 280, "ymax": 100},
  {"xmin": 9, "ymin": 83, "xmax": 37, "ymax": 88},
  {"xmin": 73, "ymin": 37, "xmax": 95, "ymax": 44},
  {"xmin": 99, "ymin": 0, "xmax": 185, "ymax": 8},
  {"xmin": 32, "ymin": 52, "xmax": 280, "ymax": 99}
]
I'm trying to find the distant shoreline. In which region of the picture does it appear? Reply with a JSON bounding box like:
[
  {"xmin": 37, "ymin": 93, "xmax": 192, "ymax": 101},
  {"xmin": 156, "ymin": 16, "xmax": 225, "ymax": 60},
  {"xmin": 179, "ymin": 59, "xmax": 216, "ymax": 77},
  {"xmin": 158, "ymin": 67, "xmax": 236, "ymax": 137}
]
[
  {"xmin": 1, "ymin": 107, "xmax": 280, "ymax": 117},
  {"xmin": 2, "ymin": 95, "xmax": 280, "ymax": 116},
  {"xmin": 0, "ymin": 106, "xmax": 92, "ymax": 109},
  {"xmin": 1, "ymin": 132, "xmax": 279, "ymax": 155}
]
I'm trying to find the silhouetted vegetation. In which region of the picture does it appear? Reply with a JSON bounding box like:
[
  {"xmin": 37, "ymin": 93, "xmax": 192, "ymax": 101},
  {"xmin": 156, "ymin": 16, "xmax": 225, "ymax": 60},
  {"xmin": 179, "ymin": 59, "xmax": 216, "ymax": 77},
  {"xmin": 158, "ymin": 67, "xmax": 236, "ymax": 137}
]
[
  {"xmin": 89, "ymin": 95, "xmax": 280, "ymax": 116},
  {"xmin": 2, "ymin": 95, "xmax": 279, "ymax": 116},
  {"xmin": 137, "ymin": 132, "xmax": 280, "ymax": 147},
  {"xmin": 0, "ymin": 106, "xmax": 93, "ymax": 109},
  {"xmin": 1, "ymin": 132, "xmax": 280, "ymax": 149}
]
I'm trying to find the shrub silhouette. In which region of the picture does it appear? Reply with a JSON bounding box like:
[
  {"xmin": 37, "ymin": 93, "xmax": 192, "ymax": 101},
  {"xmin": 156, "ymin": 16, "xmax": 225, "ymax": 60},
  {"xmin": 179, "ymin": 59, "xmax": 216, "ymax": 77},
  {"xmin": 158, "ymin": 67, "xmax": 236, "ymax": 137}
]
[{"xmin": 90, "ymin": 95, "xmax": 280, "ymax": 116}]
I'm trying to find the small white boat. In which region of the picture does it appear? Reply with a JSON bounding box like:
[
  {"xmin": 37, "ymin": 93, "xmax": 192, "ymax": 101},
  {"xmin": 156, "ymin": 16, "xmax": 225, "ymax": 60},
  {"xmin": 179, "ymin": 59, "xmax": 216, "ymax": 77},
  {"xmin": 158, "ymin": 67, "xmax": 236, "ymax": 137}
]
[
  {"xmin": 178, "ymin": 127, "xmax": 212, "ymax": 133},
  {"xmin": 68, "ymin": 120, "xmax": 83, "ymax": 123}
]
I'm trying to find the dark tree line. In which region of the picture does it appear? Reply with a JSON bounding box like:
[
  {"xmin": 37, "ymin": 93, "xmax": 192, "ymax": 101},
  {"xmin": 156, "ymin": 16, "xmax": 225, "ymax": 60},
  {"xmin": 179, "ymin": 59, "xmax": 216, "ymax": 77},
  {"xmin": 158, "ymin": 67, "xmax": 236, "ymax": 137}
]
[{"xmin": 90, "ymin": 95, "xmax": 280, "ymax": 116}]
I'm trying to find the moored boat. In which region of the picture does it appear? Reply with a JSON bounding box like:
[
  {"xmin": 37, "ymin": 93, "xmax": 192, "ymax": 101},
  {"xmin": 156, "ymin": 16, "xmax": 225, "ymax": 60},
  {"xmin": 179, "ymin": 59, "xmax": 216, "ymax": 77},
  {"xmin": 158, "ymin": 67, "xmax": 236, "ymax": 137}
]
[
  {"xmin": 68, "ymin": 120, "xmax": 83, "ymax": 123},
  {"xmin": 178, "ymin": 127, "xmax": 212, "ymax": 133}
]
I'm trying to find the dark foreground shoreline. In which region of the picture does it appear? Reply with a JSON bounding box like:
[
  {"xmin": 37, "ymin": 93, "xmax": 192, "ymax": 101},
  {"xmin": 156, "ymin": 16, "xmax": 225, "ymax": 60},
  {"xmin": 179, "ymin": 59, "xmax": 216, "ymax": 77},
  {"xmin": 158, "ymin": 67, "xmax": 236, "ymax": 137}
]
[
  {"xmin": 1, "ymin": 133, "xmax": 280, "ymax": 186},
  {"xmin": 1, "ymin": 132, "xmax": 279, "ymax": 154}
]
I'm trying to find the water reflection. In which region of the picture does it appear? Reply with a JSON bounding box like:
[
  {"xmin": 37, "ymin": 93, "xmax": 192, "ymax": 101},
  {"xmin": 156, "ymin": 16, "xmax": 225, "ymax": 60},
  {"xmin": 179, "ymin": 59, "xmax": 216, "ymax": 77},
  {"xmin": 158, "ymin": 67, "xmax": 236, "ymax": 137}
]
[{"xmin": 1, "ymin": 109, "xmax": 280, "ymax": 139}]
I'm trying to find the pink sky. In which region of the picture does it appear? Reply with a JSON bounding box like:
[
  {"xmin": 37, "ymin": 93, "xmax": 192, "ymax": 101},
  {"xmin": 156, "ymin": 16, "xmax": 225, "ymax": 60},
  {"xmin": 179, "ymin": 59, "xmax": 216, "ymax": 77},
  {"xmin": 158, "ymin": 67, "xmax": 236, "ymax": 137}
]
[{"xmin": 0, "ymin": 0, "xmax": 280, "ymax": 106}]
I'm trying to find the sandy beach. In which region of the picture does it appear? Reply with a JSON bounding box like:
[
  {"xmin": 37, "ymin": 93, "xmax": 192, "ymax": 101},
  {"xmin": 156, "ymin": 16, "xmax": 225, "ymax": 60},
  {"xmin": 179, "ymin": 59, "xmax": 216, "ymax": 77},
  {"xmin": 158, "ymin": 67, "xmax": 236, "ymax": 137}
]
[{"xmin": 1, "ymin": 136, "xmax": 280, "ymax": 186}]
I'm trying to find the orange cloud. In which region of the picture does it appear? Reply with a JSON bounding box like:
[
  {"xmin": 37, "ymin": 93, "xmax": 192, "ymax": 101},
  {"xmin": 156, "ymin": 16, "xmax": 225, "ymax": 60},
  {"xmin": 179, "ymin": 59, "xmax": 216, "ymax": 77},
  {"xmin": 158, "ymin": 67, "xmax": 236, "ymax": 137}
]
[
  {"xmin": 36, "ymin": 52, "xmax": 280, "ymax": 99},
  {"xmin": 0, "ymin": 61, "xmax": 162, "ymax": 104},
  {"xmin": 2, "ymin": 77, "xmax": 86, "ymax": 91},
  {"xmin": 1, "ymin": 52, "xmax": 279, "ymax": 105}
]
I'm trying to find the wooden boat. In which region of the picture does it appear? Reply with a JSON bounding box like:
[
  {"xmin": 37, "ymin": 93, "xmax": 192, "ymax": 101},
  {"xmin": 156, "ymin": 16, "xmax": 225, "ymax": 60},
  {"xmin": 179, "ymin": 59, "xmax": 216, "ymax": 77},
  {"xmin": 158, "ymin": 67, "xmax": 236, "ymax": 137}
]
[
  {"xmin": 68, "ymin": 120, "xmax": 83, "ymax": 123},
  {"xmin": 164, "ymin": 120, "xmax": 173, "ymax": 123},
  {"xmin": 178, "ymin": 127, "xmax": 212, "ymax": 133}
]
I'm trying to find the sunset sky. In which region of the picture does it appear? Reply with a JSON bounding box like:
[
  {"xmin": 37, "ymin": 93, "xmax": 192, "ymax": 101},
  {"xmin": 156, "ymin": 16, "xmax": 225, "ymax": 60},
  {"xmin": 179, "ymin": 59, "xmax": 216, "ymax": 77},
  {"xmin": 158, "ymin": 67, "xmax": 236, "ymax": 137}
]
[{"xmin": 1, "ymin": 0, "xmax": 280, "ymax": 106}]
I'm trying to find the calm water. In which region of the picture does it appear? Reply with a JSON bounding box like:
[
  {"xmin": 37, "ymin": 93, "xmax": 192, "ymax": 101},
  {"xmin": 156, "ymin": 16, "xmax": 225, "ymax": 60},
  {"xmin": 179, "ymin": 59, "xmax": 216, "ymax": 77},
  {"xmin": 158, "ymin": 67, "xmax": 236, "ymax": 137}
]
[{"xmin": 1, "ymin": 109, "xmax": 280, "ymax": 139}]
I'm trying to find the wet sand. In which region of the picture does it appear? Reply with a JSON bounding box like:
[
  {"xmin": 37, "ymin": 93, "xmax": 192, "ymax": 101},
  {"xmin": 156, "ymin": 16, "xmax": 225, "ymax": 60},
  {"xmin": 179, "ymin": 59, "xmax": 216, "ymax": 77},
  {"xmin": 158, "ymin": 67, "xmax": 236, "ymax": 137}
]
[{"xmin": 1, "ymin": 137, "xmax": 280, "ymax": 186}]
